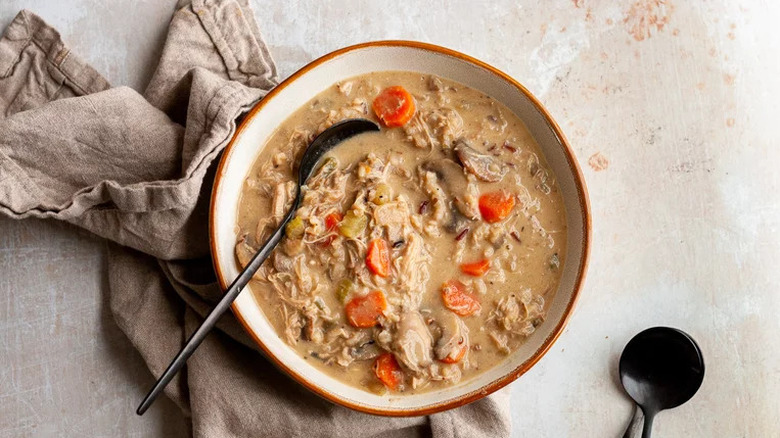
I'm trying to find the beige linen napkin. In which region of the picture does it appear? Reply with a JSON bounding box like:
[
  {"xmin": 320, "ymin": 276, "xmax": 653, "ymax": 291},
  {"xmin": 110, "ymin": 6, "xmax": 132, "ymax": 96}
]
[{"xmin": 0, "ymin": 2, "xmax": 511, "ymax": 437}]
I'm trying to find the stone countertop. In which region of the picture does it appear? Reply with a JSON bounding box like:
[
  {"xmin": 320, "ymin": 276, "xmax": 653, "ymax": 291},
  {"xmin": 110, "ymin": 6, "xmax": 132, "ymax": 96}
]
[{"xmin": 1, "ymin": 1, "xmax": 778, "ymax": 436}]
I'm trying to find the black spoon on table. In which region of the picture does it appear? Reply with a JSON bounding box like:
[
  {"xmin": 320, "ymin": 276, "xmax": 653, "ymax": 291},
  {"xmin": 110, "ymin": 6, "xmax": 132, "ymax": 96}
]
[
  {"xmin": 135, "ymin": 118, "xmax": 380, "ymax": 415},
  {"xmin": 619, "ymin": 327, "xmax": 705, "ymax": 438}
]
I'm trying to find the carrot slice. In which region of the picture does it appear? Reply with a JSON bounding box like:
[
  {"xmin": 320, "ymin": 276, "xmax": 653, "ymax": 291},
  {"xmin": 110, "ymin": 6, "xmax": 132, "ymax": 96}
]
[
  {"xmin": 478, "ymin": 190, "xmax": 516, "ymax": 223},
  {"xmin": 440, "ymin": 343, "xmax": 468, "ymax": 364},
  {"xmin": 366, "ymin": 238, "xmax": 390, "ymax": 277},
  {"xmin": 345, "ymin": 290, "xmax": 387, "ymax": 328},
  {"xmin": 372, "ymin": 86, "xmax": 416, "ymax": 127},
  {"xmin": 325, "ymin": 212, "xmax": 342, "ymax": 230},
  {"xmin": 374, "ymin": 353, "xmax": 403, "ymax": 390},
  {"xmin": 321, "ymin": 212, "xmax": 343, "ymax": 246},
  {"xmin": 460, "ymin": 259, "xmax": 490, "ymax": 277},
  {"xmin": 441, "ymin": 280, "xmax": 481, "ymax": 317}
]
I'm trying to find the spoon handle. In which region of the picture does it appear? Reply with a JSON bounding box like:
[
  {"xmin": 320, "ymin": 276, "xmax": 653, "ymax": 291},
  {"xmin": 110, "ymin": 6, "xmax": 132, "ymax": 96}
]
[
  {"xmin": 136, "ymin": 200, "xmax": 296, "ymax": 415},
  {"xmin": 641, "ymin": 409, "xmax": 655, "ymax": 438},
  {"xmin": 621, "ymin": 404, "xmax": 644, "ymax": 438}
]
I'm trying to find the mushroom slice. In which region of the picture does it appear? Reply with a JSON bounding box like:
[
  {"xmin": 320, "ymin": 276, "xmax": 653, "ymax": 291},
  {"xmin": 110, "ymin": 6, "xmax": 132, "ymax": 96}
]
[
  {"xmin": 454, "ymin": 138, "xmax": 507, "ymax": 182},
  {"xmin": 434, "ymin": 312, "xmax": 470, "ymax": 362},
  {"xmin": 271, "ymin": 181, "xmax": 296, "ymax": 225},
  {"xmin": 393, "ymin": 311, "xmax": 434, "ymax": 373},
  {"xmin": 419, "ymin": 159, "xmax": 475, "ymax": 232},
  {"xmin": 444, "ymin": 207, "xmax": 471, "ymax": 234},
  {"xmin": 420, "ymin": 158, "xmax": 467, "ymax": 189},
  {"xmin": 235, "ymin": 235, "xmax": 255, "ymax": 269}
]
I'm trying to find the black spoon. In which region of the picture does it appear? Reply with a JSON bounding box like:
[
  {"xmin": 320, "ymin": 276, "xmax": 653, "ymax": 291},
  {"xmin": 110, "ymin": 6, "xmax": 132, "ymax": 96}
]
[
  {"xmin": 619, "ymin": 327, "xmax": 705, "ymax": 438},
  {"xmin": 136, "ymin": 118, "xmax": 380, "ymax": 415}
]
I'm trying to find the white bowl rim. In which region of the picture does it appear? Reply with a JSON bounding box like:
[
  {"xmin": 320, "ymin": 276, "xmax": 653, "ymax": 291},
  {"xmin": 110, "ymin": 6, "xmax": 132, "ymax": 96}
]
[{"xmin": 209, "ymin": 40, "xmax": 591, "ymax": 417}]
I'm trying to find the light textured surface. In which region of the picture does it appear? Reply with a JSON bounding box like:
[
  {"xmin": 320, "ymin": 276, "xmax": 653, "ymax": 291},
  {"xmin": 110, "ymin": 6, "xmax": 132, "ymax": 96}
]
[{"xmin": 1, "ymin": 1, "xmax": 778, "ymax": 437}]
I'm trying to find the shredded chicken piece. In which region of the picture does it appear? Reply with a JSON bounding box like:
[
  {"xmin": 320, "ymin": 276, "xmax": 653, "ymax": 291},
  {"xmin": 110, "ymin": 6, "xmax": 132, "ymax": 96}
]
[
  {"xmin": 455, "ymin": 179, "xmax": 481, "ymax": 219},
  {"xmin": 394, "ymin": 311, "xmax": 434, "ymax": 373},
  {"xmin": 317, "ymin": 98, "xmax": 368, "ymax": 133},
  {"xmin": 489, "ymin": 331, "xmax": 510, "ymax": 354},
  {"xmin": 473, "ymin": 279, "xmax": 487, "ymax": 295},
  {"xmin": 281, "ymin": 303, "xmax": 303, "ymax": 345},
  {"xmin": 270, "ymin": 181, "xmax": 296, "ymax": 226},
  {"xmin": 488, "ymin": 289, "xmax": 545, "ymax": 348},
  {"xmin": 272, "ymin": 152, "xmax": 287, "ymax": 167},
  {"xmin": 427, "ymin": 109, "xmax": 463, "ymax": 148},
  {"xmin": 357, "ymin": 153, "xmax": 386, "ymax": 182},
  {"xmin": 422, "ymin": 171, "xmax": 448, "ymax": 224},
  {"xmin": 373, "ymin": 198, "xmax": 412, "ymax": 243},
  {"xmin": 428, "ymin": 75, "xmax": 444, "ymax": 92},
  {"xmin": 403, "ymin": 108, "xmax": 463, "ymax": 149},
  {"xmin": 393, "ymin": 233, "xmax": 431, "ymax": 308},
  {"xmin": 337, "ymin": 81, "xmax": 353, "ymax": 96}
]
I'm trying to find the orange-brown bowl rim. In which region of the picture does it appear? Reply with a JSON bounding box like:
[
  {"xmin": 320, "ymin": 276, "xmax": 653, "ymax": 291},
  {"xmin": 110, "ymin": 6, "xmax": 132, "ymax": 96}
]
[{"xmin": 208, "ymin": 40, "xmax": 592, "ymax": 417}]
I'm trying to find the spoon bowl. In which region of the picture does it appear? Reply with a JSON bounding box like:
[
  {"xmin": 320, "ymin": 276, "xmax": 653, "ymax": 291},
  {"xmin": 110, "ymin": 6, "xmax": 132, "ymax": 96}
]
[{"xmin": 619, "ymin": 327, "xmax": 705, "ymax": 438}]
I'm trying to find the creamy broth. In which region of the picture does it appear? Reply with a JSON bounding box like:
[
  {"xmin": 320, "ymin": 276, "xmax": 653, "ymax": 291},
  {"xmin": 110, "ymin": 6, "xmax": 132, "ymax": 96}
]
[{"xmin": 235, "ymin": 71, "xmax": 567, "ymax": 394}]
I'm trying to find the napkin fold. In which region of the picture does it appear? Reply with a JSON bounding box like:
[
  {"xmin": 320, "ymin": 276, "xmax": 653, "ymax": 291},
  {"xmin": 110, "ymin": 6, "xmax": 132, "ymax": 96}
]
[{"xmin": 0, "ymin": 2, "xmax": 511, "ymax": 437}]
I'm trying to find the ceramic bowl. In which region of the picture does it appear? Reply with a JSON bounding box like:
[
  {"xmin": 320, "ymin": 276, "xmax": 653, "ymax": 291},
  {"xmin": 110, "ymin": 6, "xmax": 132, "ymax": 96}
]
[{"xmin": 210, "ymin": 41, "xmax": 590, "ymax": 416}]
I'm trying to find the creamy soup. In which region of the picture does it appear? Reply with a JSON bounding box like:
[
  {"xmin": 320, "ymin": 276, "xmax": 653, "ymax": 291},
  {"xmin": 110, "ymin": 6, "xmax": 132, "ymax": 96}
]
[{"xmin": 235, "ymin": 71, "xmax": 567, "ymax": 394}]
